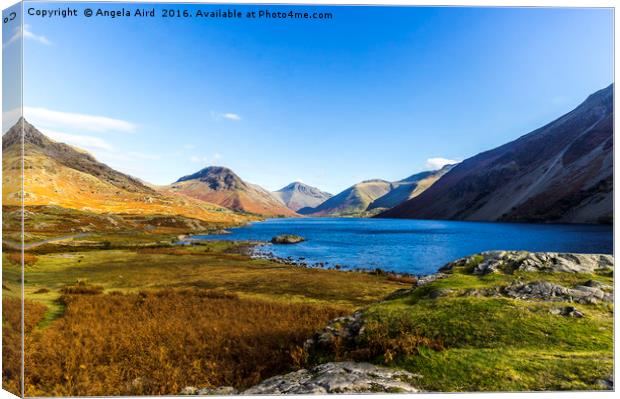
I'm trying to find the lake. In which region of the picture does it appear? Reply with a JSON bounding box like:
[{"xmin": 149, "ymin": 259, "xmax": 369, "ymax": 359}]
[{"xmin": 196, "ymin": 218, "xmax": 613, "ymax": 275}]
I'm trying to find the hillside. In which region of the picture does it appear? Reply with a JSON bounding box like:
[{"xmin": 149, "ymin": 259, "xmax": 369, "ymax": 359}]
[
  {"xmin": 1, "ymin": 119, "xmax": 249, "ymax": 228},
  {"xmin": 299, "ymin": 179, "xmax": 392, "ymax": 216},
  {"xmin": 272, "ymin": 182, "xmax": 332, "ymax": 211},
  {"xmin": 378, "ymin": 85, "xmax": 613, "ymax": 223},
  {"xmin": 368, "ymin": 165, "xmax": 454, "ymax": 210},
  {"xmin": 170, "ymin": 166, "xmax": 297, "ymax": 217}
]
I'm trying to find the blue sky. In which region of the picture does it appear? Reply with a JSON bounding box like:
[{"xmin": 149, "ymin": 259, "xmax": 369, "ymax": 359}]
[{"xmin": 4, "ymin": 3, "xmax": 614, "ymax": 193}]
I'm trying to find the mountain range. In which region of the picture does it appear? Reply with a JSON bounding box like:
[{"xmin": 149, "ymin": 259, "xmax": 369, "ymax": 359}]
[
  {"xmin": 2, "ymin": 85, "xmax": 613, "ymax": 226},
  {"xmin": 378, "ymin": 84, "xmax": 613, "ymax": 224}
]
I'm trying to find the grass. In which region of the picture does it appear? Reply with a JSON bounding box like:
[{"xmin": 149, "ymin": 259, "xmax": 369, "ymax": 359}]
[
  {"xmin": 310, "ymin": 259, "xmax": 614, "ymax": 392},
  {"xmin": 21, "ymin": 241, "xmax": 406, "ymax": 313},
  {"xmin": 2, "ymin": 224, "xmax": 614, "ymax": 394},
  {"xmin": 3, "ymin": 237, "xmax": 407, "ymax": 396}
]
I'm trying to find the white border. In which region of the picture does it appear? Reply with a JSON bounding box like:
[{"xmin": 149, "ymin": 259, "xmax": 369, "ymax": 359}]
[{"xmin": 0, "ymin": 1, "xmax": 616, "ymax": 399}]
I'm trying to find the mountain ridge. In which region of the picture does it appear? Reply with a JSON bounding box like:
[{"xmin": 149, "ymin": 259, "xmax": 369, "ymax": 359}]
[
  {"xmin": 377, "ymin": 84, "xmax": 613, "ymax": 224},
  {"xmin": 2, "ymin": 119, "xmax": 250, "ymax": 226}
]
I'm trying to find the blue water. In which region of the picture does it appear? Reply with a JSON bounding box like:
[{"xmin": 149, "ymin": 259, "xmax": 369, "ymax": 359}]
[{"xmin": 196, "ymin": 218, "xmax": 613, "ymax": 275}]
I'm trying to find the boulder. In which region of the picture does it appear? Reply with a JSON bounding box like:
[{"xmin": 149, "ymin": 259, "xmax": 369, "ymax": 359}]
[
  {"xmin": 242, "ymin": 362, "xmax": 421, "ymax": 394},
  {"xmin": 271, "ymin": 234, "xmax": 305, "ymax": 244}
]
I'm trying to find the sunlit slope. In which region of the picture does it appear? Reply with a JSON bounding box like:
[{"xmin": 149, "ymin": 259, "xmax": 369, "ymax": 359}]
[
  {"xmin": 299, "ymin": 179, "xmax": 392, "ymax": 216},
  {"xmin": 170, "ymin": 166, "xmax": 298, "ymax": 217},
  {"xmin": 2, "ymin": 119, "xmax": 250, "ymax": 225}
]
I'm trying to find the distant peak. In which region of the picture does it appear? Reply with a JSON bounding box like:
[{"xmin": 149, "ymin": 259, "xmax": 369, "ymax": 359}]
[{"xmin": 175, "ymin": 165, "xmax": 247, "ymax": 190}]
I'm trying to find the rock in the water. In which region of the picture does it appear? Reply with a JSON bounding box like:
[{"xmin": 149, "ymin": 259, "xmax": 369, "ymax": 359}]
[
  {"xmin": 271, "ymin": 234, "xmax": 305, "ymax": 244},
  {"xmin": 440, "ymin": 251, "xmax": 613, "ymax": 275},
  {"xmin": 242, "ymin": 362, "xmax": 421, "ymax": 394}
]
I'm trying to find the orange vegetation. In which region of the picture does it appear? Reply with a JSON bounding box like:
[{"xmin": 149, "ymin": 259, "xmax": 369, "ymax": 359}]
[
  {"xmin": 2, "ymin": 298, "xmax": 48, "ymax": 396},
  {"xmin": 20, "ymin": 290, "xmax": 347, "ymax": 396}
]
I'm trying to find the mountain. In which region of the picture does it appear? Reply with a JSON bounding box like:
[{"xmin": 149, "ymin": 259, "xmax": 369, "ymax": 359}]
[
  {"xmin": 299, "ymin": 179, "xmax": 392, "ymax": 216},
  {"xmin": 2, "ymin": 119, "xmax": 248, "ymax": 227},
  {"xmin": 367, "ymin": 165, "xmax": 455, "ymax": 210},
  {"xmin": 378, "ymin": 84, "xmax": 613, "ymax": 224},
  {"xmin": 170, "ymin": 166, "xmax": 297, "ymax": 217},
  {"xmin": 272, "ymin": 182, "xmax": 332, "ymax": 211}
]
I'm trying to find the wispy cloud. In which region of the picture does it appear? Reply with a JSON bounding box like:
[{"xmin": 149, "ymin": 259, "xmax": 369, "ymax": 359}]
[
  {"xmin": 190, "ymin": 153, "xmax": 223, "ymax": 165},
  {"xmin": 211, "ymin": 111, "xmax": 241, "ymax": 121},
  {"xmin": 2, "ymin": 107, "xmax": 22, "ymax": 133},
  {"xmin": 3, "ymin": 25, "xmax": 52, "ymax": 48},
  {"xmin": 42, "ymin": 129, "xmax": 113, "ymax": 151},
  {"xmin": 24, "ymin": 107, "xmax": 137, "ymax": 134},
  {"xmin": 425, "ymin": 157, "xmax": 459, "ymax": 170},
  {"xmin": 183, "ymin": 144, "xmax": 196, "ymax": 150}
]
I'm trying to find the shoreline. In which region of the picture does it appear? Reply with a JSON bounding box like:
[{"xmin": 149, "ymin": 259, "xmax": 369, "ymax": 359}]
[{"xmin": 186, "ymin": 236, "xmax": 421, "ymax": 283}]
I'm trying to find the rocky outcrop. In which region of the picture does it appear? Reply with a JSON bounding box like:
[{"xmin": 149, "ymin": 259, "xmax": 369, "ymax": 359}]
[
  {"xmin": 242, "ymin": 362, "xmax": 421, "ymax": 394},
  {"xmin": 440, "ymin": 251, "xmax": 613, "ymax": 275},
  {"xmin": 465, "ymin": 281, "xmax": 613, "ymax": 304}
]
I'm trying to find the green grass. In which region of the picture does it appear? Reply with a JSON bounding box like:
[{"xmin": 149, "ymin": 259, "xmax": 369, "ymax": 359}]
[
  {"xmin": 18, "ymin": 240, "xmax": 407, "ymax": 322},
  {"xmin": 314, "ymin": 259, "xmax": 614, "ymax": 392},
  {"xmin": 396, "ymin": 348, "xmax": 612, "ymax": 392}
]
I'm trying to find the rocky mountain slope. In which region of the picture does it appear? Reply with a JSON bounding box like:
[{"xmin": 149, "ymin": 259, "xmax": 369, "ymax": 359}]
[
  {"xmin": 378, "ymin": 85, "xmax": 613, "ymax": 223},
  {"xmin": 299, "ymin": 179, "xmax": 392, "ymax": 216},
  {"xmin": 170, "ymin": 166, "xmax": 297, "ymax": 217},
  {"xmin": 1, "ymin": 119, "xmax": 248, "ymax": 227},
  {"xmin": 272, "ymin": 182, "xmax": 332, "ymax": 211},
  {"xmin": 368, "ymin": 165, "xmax": 454, "ymax": 211}
]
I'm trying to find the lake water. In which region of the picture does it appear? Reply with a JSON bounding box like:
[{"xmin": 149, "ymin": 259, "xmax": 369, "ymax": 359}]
[{"xmin": 196, "ymin": 218, "xmax": 613, "ymax": 275}]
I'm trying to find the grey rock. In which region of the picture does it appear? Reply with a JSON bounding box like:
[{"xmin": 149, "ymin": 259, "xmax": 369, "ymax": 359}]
[
  {"xmin": 242, "ymin": 362, "xmax": 421, "ymax": 394},
  {"xmin": 304, "ymin": 311, "xmax": 365, "ymax": 352},
  {"xmin": 502, "ymin": 281, "xmax": 612, "ymax": 304},
  {"xmin": 415, "ymin": 272, "xmax": 448, "ymax": 286},
  {"xmin": 549, "ymin": 306, "xmax": 584, "ymax": 318},
  {"xmin": 597, "ymin": 375, "xmax": 613, "ymax": 390},
  {"xmin": 440, "ymin": 251, "xmax": 613, "ymax": 275},
  {"xmin": 180, "ymin": 386, "xmax": 238, "ymax": 395}
]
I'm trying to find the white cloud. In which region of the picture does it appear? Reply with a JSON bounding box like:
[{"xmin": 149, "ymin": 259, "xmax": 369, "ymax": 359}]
[
  {"xmin": 190, "ymin": 153, "xmax": 222, "ymax": 165},
  {"xmin": 425, "ymin": 157, "xmax": 459, "ymax": 170},
  {"xmin": 183, "ymin": 144, "xmax": 196, "ymax": 150},
  {"xmin": 23, "ymin": 25, "xmax": 52, "ymax": 46},
  {"xmin": 211, "ymin": 111, "xmax": 241, "ymax": 121},
  {"xmin": 3, "ymin": 107, "xmax": 22, "ymax": 133},
  {"xmin": 3, "ymin": 25, "xmax": 52, "ymax": 48},
  {"xmin": 42, "ymin": 129, "xmax": 113, "ymax": 151},
  {"xmin": 222, "ymin": 113, "xmax": 241, "ymax": 121},
  {"xmin": 24, "ymin": 107, "xmax": 137, "ymax": 134}
]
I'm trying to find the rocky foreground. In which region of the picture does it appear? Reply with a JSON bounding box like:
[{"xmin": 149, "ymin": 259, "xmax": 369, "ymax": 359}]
[{"xmin": 182, "ymin": 251, "xmax": 614, "ymax": 394}]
